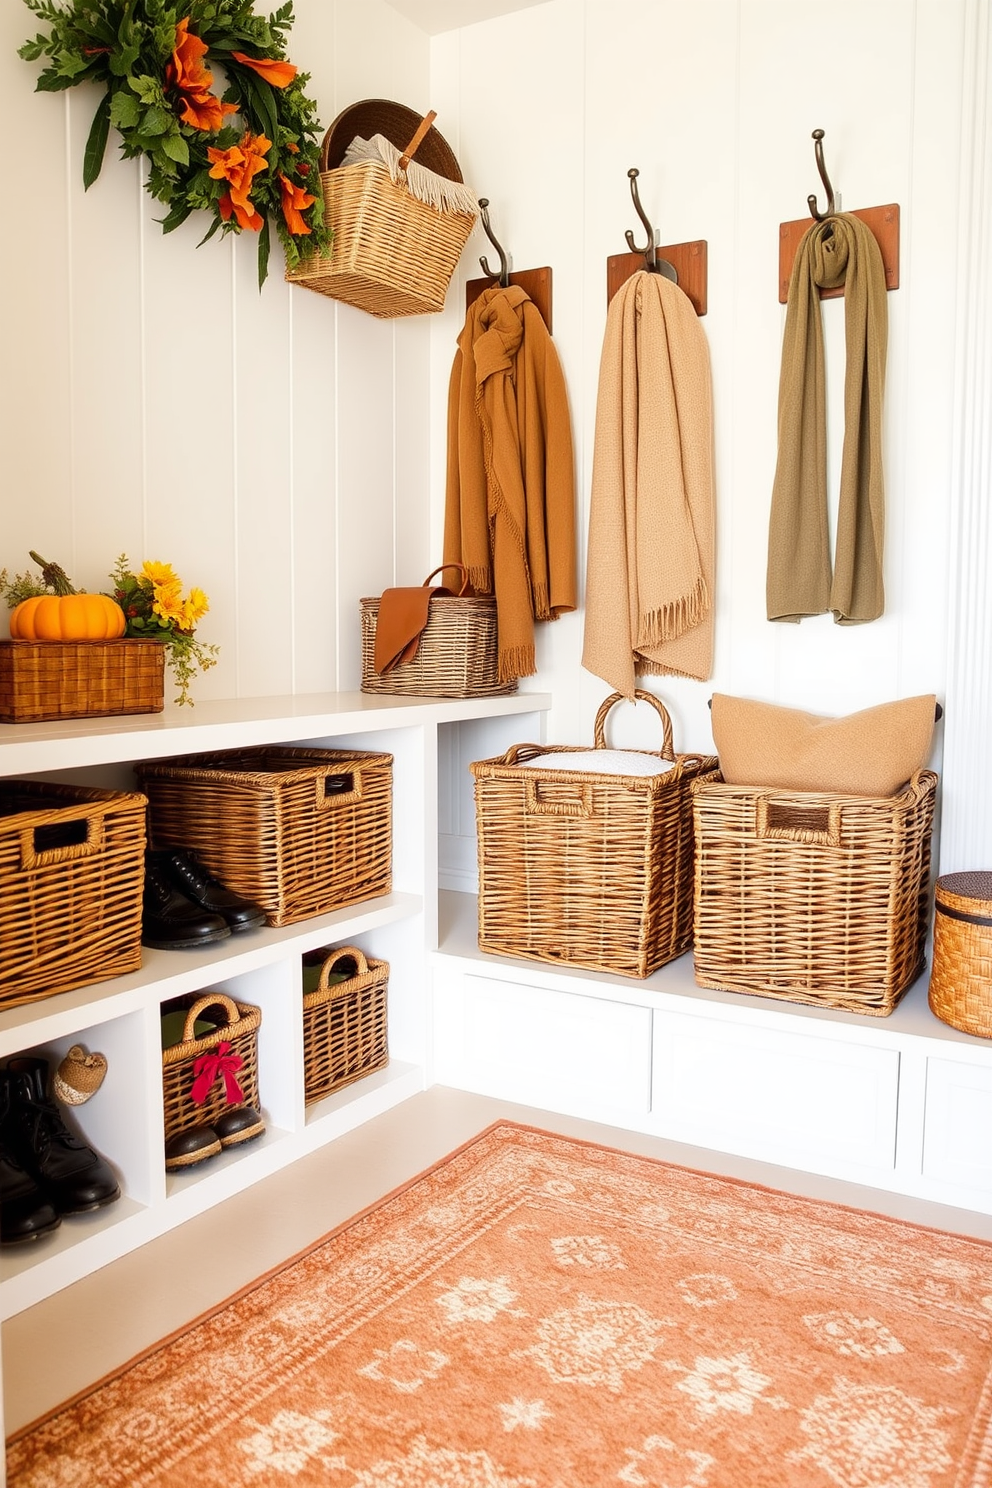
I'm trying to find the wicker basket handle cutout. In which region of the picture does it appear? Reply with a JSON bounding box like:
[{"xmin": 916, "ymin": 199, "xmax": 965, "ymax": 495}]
[
  {"xmin": 314, "ymin": 767, "xmax": 364, "ymax": 811},
  {"xmin": 318, "ymin": 946, "xmax": 369, "ymax": 993},
  {"xmin": 594, "ymin": 690, "xmax": 676, "ymax": 761},
  {"xmin": 180, "ymin": 993, "xmax": 242, "ymax": 1043},
  {"xmin": 525, "ymin": 778, "xmax": 594, "ymax": 819},
  {"xmin": 18, "ymin": 808, "xmax": 106, "ymax": 871},
  {"xmin": 755, "ymin": 796, "xmax": 843, "ymax": 847},
  {"xmin": 423, "ymin": 563, "xmax": 473, "ymax": 597}
]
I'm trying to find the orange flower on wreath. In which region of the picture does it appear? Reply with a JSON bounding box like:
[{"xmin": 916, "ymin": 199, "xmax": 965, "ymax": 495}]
[
  {"xmin": 231, "ymin": 51, "xmax": 298, "ymax": 88},
  {"xmin": 166, "ymin": 16, "xmax": 237, "ymax": 132},
  {"xmin": 278, "ymin": 172, "xmax": 316, "ymax": 235},
  {"xmin": 208, "ymin": 132, "xmax": 272, "ymax": 232}
]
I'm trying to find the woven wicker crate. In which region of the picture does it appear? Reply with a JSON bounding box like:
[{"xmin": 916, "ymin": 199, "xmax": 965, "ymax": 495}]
[
  {"xmin": 302, "ymin": 945, "xmax": 389, "ymax": 1105},
  {"xmin": 692, "ymin": 770, "xmax": 938, "ymax": 1014},
  {"xmin": 136, "ymin": 746, "xmax": 392, "ymax": 928},
  {"xmin": 0, "ymin": 639, "xmax": 164, "ymax": 723},
  {"xmin": 0, "ymin": 780, "xmax": 146, "ymax": 1009},
  {"xmin": 285, "ymin": 101, "xmax": 473, "ymax": 318},
  {"xmin": 161, "ymin": 992, "xmax": 261, "ymax": 1149},
  {"xmin": 471, "ymin": 691, "xmax": 720, "ymax": 979},
  {"xmin": 928, "ymin": 871, "xmax": 992, "ymax": 1037},
  {"xmin": 360, "ymin": 565, "xmax": 515, "ymax": 699}
]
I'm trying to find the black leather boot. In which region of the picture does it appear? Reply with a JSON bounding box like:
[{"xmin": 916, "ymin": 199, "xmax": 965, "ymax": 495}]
[
  {"xmin": 148, "ymin": 849, "xmax": 266, "ymax": 934},
  {"xmin": 1, "ymin": 1059, "xmax": 121, "ymax": 1215},
  {"xmin": 142, "ymin": 854, "xmax": 232, "ymax": 950},
  {"xmin": 0, "ymin": 1135, "xmax": 60, "ymax": 1244}
]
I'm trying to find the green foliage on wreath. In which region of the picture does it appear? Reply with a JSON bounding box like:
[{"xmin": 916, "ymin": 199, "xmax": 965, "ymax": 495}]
[{"xmin": 19, "ymin": 0, "xmax": 331, "ymax": 286}]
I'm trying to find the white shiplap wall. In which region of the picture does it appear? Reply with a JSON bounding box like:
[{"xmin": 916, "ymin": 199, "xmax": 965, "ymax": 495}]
[
  {"xmin": 0, "ymin": 0, "xmax": 434, "ymax": 703},
  {"xmin": 3, "ymin": 0, "xmax": 989, "ymax": 871}
]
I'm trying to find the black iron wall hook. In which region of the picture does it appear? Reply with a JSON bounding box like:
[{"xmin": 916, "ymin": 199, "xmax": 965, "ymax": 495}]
[
  {"xmin": 624, "ymin": 168, "xmax": 678, "ymax": 284},
  {"xmin": 807, "ymin": 129, "xmax": 837, "ymax": 221},
  {"xmin": 478, "ymin": 198, "xmax": 510, "ymax": 287}
]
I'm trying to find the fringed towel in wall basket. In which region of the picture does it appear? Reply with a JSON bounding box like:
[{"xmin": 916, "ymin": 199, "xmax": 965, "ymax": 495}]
[
  {"xmin": 582, "ymin": 270, "xmax": 716, "ymax": 698},
  {"xmin": 443, "ymin": 283, "xmax": 577, "ymax": 683},
  {"xmin": 766, "ymin": 212, "xmax": 888, "ymax": 623},
  {"xmin": 285, "ymin": 99, "xmax": 477, "ymax": 318}
]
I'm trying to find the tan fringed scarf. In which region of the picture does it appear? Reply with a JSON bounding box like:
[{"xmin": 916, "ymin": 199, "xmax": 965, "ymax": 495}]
[
  {"xmin": 582, "ymin": 271, "xmax": 715, "ymax": 699},
  {"xmin": 766, "ymin": 212, "xmax": 888, "ymax": 624},
  {"xmin": 443, "ymin": 284, "xmax": 576, "ymax": 682}
]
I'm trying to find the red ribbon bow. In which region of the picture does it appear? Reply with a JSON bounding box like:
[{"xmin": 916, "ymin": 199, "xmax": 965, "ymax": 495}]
[{"xmin": 190, "ymin": 1041, "xmax": 245, "ymax": 1106}]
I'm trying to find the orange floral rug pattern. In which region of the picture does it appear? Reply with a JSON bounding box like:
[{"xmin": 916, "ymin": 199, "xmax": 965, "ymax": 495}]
[{"xmin": 9, "ymin": 1122, "xmax": 992, "ymax": 1487}]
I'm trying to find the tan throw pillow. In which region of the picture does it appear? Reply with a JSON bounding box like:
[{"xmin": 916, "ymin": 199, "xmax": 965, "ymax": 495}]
[{"xmin": 710, "ymin": 693, "xmax": 937, "ymax": 797}]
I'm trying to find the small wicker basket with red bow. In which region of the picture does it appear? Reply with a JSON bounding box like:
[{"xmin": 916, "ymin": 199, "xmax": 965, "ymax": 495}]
[{"xmin": 161, "ymin": 992, "xmax": 261, "ymax": 1155}]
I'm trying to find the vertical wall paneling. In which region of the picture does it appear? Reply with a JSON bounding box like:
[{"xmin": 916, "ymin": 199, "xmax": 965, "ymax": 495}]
[{"xmin": 940, "ymin": 0, "xmax": 992, "ymax": 873}]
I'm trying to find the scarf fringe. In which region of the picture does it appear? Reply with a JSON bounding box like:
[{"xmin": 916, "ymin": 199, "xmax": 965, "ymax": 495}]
[
  {"xmin": 499, "ymin": 645, "xmax": 536, "ymax": 682},
  {"xmin": 634, "ymin": 655, "xmax": 709, "ymax": 682},
  {"xmin": 466, "ymin": 564, "xmax": 493, "ymax": 595},
  {"xmin": 637, "ymin": 578, "xmax": 709, "ymax": 650},
  {"xmin": 340, "ymin": 135, "xmax": 479, "ymax": 217}
]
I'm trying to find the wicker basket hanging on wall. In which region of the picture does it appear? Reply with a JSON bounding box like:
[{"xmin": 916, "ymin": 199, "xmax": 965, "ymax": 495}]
[{"xmin": 285, "ymin": 98, "xmax": 476, "ymax": 318}]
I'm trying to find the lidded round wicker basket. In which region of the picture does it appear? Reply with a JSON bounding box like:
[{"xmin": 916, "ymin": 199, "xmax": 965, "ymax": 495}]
[{"xmin": 928, "ymin": 871, "xmax": 992, "ymax": 1037}]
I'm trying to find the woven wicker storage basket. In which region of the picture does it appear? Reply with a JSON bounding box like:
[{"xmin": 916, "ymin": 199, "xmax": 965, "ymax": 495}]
[
  {"xmin": 0, "ymin": 780, "xmax": 146, "ymax": 1010},
  {"xmin": 135, "ymin": 746, "xmax": 392, "ymax": 928},
  {"xmin": 471, "ymin": 691, "xmax": 719, "ymax": 979},
  {"xmin": 0, "ymin": 639, "xmax": 164, "ymax": 723},
  {"xmin": 928, "ymin": 871, "xmax": 992, "ymax": 1036},
  {"xmin": 360, "ymin": 564, "xmax": 515, "ymax": 699},
  {"xmin": 161, "ymin": 992, "xmax": 261, "ymax": 1150},
  {"xmin": 302, "ymin": 945, "xmax": 389, "ymax": 1105},
  {"xmin": 692, "ymin": 769, "xmax": 938, "ymax": 1014},
  {"xmin": 285, "ymin": 99, "xmax": 474, "ymax": 317}
]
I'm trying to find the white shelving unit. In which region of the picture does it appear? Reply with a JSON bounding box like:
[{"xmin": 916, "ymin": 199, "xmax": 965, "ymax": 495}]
[
  {"xmin": 432, "ymin": 890, "xmax": 992, "ymax": 1220},
  {"xmin": 0, "ymin": 690, "xmax": 551, "ymax": 1321}
]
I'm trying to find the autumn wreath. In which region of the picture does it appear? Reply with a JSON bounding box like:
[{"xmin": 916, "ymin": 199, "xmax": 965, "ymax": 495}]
[{"xmin": 19, "ymin": 1, "xmax": 331, "ymax": 286}]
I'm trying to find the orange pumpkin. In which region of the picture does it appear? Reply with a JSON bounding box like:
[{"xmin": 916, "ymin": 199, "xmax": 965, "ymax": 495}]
[{"xmin": 10, "ymin": 593, "xmax": 126, "ymax": 641}]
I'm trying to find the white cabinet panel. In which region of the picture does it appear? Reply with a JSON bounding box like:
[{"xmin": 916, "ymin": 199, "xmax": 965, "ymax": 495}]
[
  {"xmin": 653, "ymin": 1012, "xmax": 900, "ymax": 1174},
  {"xmin": 458, "ymin": 974, "xmax": 652, "ymax": 1118},
  {"xmin": 923, "ymin": 1058, "xmax": 992, "ymax": 1198}
]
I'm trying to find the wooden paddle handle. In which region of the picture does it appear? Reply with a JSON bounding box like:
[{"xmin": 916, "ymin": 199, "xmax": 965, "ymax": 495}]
[{"xmin": 399, "ymin": 110, "xmax": 437, "ymax": 171}]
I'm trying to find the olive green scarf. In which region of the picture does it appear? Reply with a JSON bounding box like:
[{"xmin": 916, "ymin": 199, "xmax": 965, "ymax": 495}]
[{"xmin": 766, "ymin": 212, "xmax": 888, "ymax": 624}]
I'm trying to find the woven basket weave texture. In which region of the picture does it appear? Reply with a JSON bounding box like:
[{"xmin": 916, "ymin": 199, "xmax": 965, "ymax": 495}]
[
  {"xmin": 692, "ymin": 770, "xmax": 938, "ymax": 1015},
  {"xmin": 285, "ymin": 98, "xmax": 474, "ymax": 317},
  {"xmin": 0, "ymin": 639, "xmax": 164, "ymax": 723},
  {"xmin": 0, "ymin": 780, "xmax": 146, "ymax": 1009},
  {"xmin": 136, "ymin": 746, "xmax": 392, "ymax": 928},
  {"xmin": 471, "ymin": 691, "xmax": 719, "ymax": 979},
  {"xmin": 360, "ymin": 592, "xmax": 516, "ymax": 699},
  {"xmin": 928, "ymin": 870, "xmax": 992, "ymax": 1037},
  {"xmin": 161, "ymin": 993, "xmax": 261, "ymax": 1146},
  {"xmin": 303, "ymin": 945, "xmax": 389, "ymax": 1105}
]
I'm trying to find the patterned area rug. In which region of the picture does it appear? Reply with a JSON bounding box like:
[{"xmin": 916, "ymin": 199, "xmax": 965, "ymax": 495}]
[{"xmin": 9, "ymin": 1122, "xmax": 992, "ymax": 1487}]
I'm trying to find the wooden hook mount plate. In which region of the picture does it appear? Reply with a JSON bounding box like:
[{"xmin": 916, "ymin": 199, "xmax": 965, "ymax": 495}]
[
  {"xmin": 607, "ymin": 241, "xmax": 708, "ymax": 317},
  {"xmin": 778, "ymin": 204, "xmax": 900, "ymax": 303}
]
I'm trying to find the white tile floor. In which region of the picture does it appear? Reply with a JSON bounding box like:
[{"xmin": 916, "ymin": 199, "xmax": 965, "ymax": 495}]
[{"xmin": 6, "ymin": 1086, "xmax": 992, "ymax": 1437}]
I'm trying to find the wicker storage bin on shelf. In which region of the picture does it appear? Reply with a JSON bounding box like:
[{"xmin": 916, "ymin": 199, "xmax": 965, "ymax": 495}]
[
  {"xmin": 161, "ymin": 992, "xmax": 261, "ymax": 1151},
  {"xmin": 360, "ymin": 564, "xmax": 515, "ymax": 699},
  {"xmin": 471, "ymin": 691, "xmax": 719, "ymax": 979},
  {"xmin": 135, "ymin": 746, "xmax": 392, "ymax": 928},
  {"xmin": 928, "ymin": 871, "xmax": 992, "ymax": 1036},
  {"xmin": 0, "ymin": 779, "xmax": 146, "ymax": 1010},
  {"xmin": 0, "ymin": 639, "xmax": 164, "ymax": 723},
  {"xmin": 285, "ymin": 99, "xmax": 474, "ymax": 318},
  {"xmin": 692, "ymin": 770, "xmax": 938, "ymax": 1015},
  {"xmin": 302, "ymin": 945, "xmax": 389, "ymax": 1105}
]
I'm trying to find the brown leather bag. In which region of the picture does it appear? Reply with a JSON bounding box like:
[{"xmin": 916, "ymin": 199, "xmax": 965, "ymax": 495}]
[{"xmin": 373, "ymin": 564, "xmax": 475, "ymax": 675}]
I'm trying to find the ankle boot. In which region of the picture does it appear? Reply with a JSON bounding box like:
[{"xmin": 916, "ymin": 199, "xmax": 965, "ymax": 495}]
[
  {"xmin": 0, "ymin": 1135, "xmax": 60, "ymax": 1244},
  {"xmin": 149, "ymin": 848, "xmax": 266, "ymax": 934},
  {"xmin": 0, "ymin": 1059, "xmax": 121, "ymax": 1215},
  {"xmin": 142, "ymin": 855, "xmax": 231, "ymax": 950}
]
